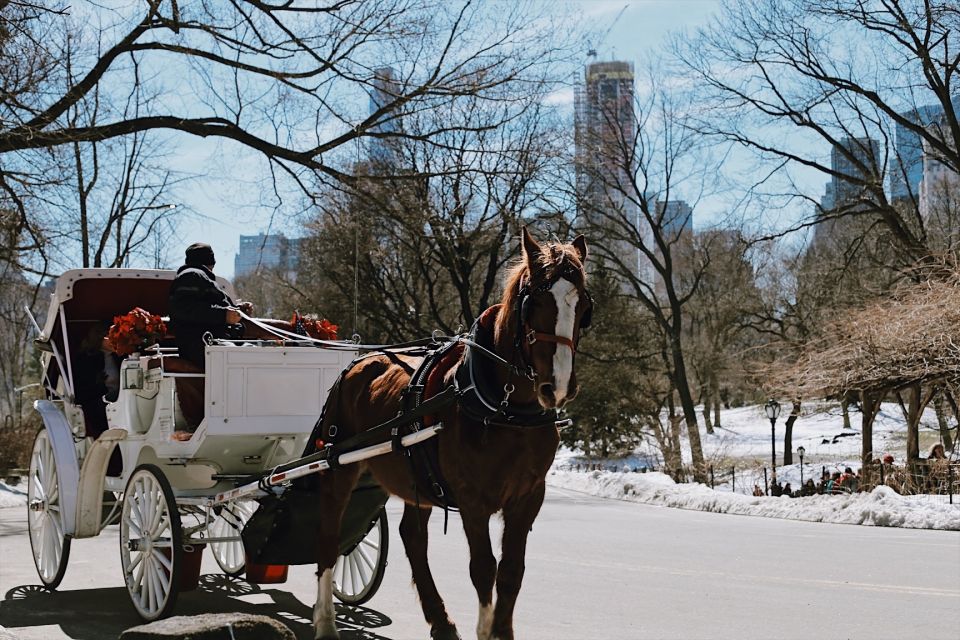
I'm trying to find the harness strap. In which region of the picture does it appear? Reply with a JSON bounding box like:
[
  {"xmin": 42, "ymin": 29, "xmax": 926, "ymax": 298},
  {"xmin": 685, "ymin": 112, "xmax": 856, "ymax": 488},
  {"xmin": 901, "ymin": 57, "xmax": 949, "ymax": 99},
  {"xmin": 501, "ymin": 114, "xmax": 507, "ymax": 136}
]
[{"xmin": 526, "ymin": 330, "xmax": 576, "ymax": 352}]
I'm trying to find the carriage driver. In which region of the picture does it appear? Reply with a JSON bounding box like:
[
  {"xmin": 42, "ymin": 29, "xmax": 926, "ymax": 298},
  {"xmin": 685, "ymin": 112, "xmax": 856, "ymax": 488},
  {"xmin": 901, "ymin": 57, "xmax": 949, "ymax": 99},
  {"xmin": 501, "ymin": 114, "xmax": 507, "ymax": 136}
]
[{"xmin": 168, "ymin": 242, "xmax": 254, "ymax": 370}]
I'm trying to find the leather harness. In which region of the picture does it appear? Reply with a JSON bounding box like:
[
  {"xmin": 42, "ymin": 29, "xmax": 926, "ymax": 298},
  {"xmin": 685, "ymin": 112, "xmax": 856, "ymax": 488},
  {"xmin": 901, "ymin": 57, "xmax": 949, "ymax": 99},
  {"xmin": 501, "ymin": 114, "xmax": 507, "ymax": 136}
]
[{"xmin": 302, "ymin": 304, "xmax": 567, "ymax": 529}]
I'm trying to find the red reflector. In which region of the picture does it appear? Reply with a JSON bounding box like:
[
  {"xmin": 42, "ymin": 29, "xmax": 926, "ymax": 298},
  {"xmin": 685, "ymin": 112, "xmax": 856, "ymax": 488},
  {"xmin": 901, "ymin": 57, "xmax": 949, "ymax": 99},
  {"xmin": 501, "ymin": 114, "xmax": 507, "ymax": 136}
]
[{"xmin": 246, "ymin": 563, "xmax": 289, "ymax": 584}]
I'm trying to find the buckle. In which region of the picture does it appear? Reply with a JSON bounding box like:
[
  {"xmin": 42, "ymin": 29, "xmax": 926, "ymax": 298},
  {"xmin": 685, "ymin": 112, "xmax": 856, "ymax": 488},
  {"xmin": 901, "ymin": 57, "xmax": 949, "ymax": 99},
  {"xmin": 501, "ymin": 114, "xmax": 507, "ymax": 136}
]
[{"xmin": 526, "ymin": 330, "xmax": 537, "ymax": 345}]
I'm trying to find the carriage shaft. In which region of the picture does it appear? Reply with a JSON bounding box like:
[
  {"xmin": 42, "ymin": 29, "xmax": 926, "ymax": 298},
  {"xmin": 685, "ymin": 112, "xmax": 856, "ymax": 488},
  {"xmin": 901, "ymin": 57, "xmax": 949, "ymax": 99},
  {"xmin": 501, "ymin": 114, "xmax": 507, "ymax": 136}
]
[{"xmin": 205, "ymin": 424, "xmax": 444, "ymax": 507}]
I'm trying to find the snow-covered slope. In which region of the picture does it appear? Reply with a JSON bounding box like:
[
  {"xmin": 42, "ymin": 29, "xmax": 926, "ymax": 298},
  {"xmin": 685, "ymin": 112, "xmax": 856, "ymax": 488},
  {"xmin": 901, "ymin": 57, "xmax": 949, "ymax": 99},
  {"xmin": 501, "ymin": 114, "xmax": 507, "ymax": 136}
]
[
  {"xmin": 549, "ymin": 469, "xmax": 960, "ymax": 530},
  {"xmin": 549, "ymin": 402, "xmax": 959, "ymax": 530}
]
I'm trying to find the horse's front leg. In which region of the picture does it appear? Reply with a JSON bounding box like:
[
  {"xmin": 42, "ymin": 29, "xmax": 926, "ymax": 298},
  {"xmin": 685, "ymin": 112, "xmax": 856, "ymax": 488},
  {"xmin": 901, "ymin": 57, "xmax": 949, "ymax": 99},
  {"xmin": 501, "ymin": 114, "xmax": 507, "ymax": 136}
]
[
  {"xmin": 461, "ymin": 510, "xmax": 497, "ymax": 640},
  {"xmin": 491, "ymin": 483, "xmax": 546, "ymax": 640},
  {"xmin": 312, "ymin": 467, "xmax": 361, "ymax": 640},
  {"xmin": 399, "ymin": 503, "xmax": 461, "ymax": 640}
]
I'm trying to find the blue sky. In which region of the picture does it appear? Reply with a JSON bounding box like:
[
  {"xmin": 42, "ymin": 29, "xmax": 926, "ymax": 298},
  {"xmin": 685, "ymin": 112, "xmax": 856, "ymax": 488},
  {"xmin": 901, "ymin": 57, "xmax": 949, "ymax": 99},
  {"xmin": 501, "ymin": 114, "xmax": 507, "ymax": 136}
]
[{"xmin": 170, "ymin": 1, "xmax": 722, "ymax": 278}]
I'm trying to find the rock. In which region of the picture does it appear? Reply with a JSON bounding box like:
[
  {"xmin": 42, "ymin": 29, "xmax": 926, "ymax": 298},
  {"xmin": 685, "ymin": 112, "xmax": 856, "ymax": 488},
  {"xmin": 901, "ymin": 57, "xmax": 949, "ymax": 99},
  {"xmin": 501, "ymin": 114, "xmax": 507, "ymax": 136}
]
[
  {"xmin": 0, "ymin": 625, "xmax": 23, "ymax": 640},
  {"xmin": 119, "ymin": 613, "xmax": 296, "ymax": 640}
]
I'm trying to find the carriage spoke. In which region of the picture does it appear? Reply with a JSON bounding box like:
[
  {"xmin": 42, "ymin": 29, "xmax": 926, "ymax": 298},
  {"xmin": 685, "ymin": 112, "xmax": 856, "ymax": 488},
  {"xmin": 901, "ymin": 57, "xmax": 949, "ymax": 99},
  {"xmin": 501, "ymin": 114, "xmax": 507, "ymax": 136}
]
[
  {"xmin": 152, "ymin": 549, "xmax": 172, "ymax": 572},
  {"xmin": 355, "ymin": 545, "xmax": 375, "ymax": 573}
]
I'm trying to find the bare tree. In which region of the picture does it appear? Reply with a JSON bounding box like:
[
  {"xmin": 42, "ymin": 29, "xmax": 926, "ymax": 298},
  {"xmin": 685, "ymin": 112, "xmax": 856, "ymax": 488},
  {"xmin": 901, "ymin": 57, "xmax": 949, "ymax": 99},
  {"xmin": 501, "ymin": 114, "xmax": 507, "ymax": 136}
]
[
  {"xmin": 687, "ymin": 229, "xmax": 764, "ymax": 432},
  {"xmin": 298, "ymin": 89, "xmax": 567, "ymax": 340},
  {"xmin": 677, "ymin": 0, "xmax": 959, "ymax": 265},
  {"xmin": 574, "ymin": 63, "xmax": 721, "ymax": 481},
  {"xmin": 1, "ymin": 0, "xmax": 574, "ymax": 273}
]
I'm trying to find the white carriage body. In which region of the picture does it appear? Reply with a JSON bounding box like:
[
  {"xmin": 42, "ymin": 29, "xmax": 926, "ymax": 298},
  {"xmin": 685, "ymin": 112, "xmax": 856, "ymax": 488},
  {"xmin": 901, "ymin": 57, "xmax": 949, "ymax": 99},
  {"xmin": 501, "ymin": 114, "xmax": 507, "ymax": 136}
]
[{"xmin": 33, "ymin": 268, "xmax": 357, "ymax": 532}]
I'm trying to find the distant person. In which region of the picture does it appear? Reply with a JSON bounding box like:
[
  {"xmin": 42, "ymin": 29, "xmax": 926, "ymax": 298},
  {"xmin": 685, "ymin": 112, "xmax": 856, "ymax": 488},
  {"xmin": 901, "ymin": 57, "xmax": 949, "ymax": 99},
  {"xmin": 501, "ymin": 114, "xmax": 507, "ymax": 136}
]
[
  {"xmin": 802, "ymin": 479, "xmax": 816, "ymax": 496},
  {"xmin": 827, "ymin": 471, "xmax": 842, "ymax": 494},
  {"xmin": 880, "ymin": 454, "xmax": 903, "ymax": 492},
  {"xmin": 168, "ymin": 242, "xmax": 254, "ymax": 369},
  {"xmin": 782, "ymin": 482, "xmax": 793, "ymax": 497},
  {"xmin": 752, "ymin": 484, "xmax": 764, "ymax": 497},
  {"xmin": 926, "ymin": 443, "xmax": 949, "ymax": 493}
]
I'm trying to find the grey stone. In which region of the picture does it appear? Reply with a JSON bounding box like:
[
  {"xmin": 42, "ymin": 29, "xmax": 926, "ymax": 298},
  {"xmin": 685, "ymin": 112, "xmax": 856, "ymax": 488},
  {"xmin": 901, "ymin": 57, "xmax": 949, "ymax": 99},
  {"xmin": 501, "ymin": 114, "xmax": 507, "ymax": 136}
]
[
  {"xmin": 0, "ymin": 625, "xmax": 23, "ymax": 640},
  {"xmin": 119, "ymin": 613, "xmax": 296, "ymax": 640}
]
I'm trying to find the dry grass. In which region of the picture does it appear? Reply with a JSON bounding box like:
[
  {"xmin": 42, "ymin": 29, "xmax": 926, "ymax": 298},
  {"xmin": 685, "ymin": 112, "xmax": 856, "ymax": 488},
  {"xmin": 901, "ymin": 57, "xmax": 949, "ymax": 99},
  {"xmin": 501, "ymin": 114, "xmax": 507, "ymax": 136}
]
[{"xmin": 769, "ymin": 273, "xmax": 960, "ymax": 398}]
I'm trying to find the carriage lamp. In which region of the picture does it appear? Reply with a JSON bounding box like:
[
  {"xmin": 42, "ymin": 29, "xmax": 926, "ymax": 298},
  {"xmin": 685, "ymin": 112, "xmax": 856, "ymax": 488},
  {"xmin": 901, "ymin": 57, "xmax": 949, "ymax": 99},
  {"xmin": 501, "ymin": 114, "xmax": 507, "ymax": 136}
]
[
  {"xmin": 765, "ymin": 399, "xmax": 781, "ymax": 479},
  {"xmin": 797, "ymin": 445, "xmax": 806, "ymax": 486}
]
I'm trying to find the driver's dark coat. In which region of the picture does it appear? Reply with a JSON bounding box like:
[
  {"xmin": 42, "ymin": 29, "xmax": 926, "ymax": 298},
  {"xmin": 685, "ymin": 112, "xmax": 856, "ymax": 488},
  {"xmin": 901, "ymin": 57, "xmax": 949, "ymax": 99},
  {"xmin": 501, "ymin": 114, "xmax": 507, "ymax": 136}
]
[{"xmin": 168, "ymin": 264, "xmax": 239, "ymax": 366}]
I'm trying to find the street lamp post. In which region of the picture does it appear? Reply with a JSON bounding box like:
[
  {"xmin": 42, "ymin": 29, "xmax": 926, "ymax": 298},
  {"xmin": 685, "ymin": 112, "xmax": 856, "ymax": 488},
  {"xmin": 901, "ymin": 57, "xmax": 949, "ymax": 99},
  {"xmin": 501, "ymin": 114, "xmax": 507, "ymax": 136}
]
[
  {"xmin": 798, "ymin": 445, "xmax": 806, "ymax": 487},
  {"xmin": 765, "ymin": 399, "xmax": 781, "ymax": 481}
]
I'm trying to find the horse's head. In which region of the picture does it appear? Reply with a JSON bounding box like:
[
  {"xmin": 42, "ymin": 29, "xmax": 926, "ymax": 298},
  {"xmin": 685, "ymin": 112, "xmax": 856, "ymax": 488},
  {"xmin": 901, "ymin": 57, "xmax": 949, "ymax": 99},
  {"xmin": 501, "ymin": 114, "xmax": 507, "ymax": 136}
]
[{"xmin": 501, "ymin": 228, "xmax": 591, "ymax": 410}]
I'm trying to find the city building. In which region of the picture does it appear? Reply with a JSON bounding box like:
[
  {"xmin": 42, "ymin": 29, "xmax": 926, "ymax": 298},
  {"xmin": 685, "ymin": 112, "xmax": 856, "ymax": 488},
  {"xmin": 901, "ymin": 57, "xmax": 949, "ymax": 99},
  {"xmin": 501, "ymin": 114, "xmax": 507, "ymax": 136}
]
[
  {"xmin": 890, "ymin": 100, "xmax": 959, "ymax": 202},
  {"xmin": 813, "ymin": 136, "xmax": 882, "ymax": 249},
  {"xmin": 657, "ymin": 200, "xmax": 694, "ymax": 241},
  {"xmin": 574, "ymin": 59, "xmax": 651, "ymax": 283},
  {"xmin": 234, "ymin": 233, "xmax": 301, "ymax": 279},
  {"xmin": 918, "ymin": 134, "xmax": 960, "ymax": 222},
  {"xmin": 367, "ymin": 67, "xmax": 401, "ymax": 166}
]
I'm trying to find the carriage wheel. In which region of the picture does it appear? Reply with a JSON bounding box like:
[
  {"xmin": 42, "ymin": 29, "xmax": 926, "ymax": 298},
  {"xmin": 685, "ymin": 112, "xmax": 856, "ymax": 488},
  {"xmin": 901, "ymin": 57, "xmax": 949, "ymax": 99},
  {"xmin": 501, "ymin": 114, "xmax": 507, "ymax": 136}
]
[
  {"xmin": 120, "ymin": 464, "xmax": 182, "ymax": 621},
  {"xmin": 332, "ymin": 508, "xmax": 388, "ymax": 605},
  {"xmin": 27, "ymin": 428, "xmax": 71, "ymax": 589},
  {"xmin": 209, "ymin": 500, "xmax": 257, "ymax": 576}
]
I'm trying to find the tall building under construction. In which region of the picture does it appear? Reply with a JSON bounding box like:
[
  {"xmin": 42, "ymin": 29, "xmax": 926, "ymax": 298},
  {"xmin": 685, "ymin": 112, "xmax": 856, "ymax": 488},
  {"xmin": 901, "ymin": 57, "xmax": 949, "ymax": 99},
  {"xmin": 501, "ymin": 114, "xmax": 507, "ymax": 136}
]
[{"xmin": 574, "ymin": 60, "xmax": 651, "ymax": 282}]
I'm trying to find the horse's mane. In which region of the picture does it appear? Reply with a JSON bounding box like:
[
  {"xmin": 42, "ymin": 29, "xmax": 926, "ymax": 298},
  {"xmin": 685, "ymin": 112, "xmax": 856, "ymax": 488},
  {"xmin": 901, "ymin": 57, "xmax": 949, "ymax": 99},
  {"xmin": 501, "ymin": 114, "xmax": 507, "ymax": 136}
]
[{"xmin": 494, "ymin": 240, "xmax": 586, "ymax": 344}]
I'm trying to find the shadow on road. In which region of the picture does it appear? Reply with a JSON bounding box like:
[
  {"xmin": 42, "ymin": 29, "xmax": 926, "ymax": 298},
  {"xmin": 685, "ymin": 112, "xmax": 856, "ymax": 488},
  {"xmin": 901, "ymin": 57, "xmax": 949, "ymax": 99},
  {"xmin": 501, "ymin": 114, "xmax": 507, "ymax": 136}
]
[{"xmin": 0, "ymin": 574, "xmax": 395, "ymax": 639}]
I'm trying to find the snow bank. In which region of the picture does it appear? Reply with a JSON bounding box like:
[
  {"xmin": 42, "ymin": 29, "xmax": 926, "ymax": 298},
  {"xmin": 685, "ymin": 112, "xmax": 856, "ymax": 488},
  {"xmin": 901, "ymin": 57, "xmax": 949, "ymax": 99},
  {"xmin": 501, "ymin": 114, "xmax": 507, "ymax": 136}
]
[
  {"xmin": 548, "ymin": 470, "xmax": 960, "ymax": 531},
  {"xmin": 0, "ymin": 480, "xmax": 27, "ymax": 508}
]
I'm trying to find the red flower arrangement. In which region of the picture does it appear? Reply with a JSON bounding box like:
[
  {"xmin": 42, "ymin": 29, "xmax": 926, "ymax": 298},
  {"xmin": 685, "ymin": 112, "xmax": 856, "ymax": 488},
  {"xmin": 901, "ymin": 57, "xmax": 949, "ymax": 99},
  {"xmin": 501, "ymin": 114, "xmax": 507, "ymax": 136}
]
[
  {"xmin": 290, "ymin": 311, "xmax": 338, "ymax": 340},
  {"xmin": 106, "ymin": 307, "xmax": 168, "ymax": 356}
]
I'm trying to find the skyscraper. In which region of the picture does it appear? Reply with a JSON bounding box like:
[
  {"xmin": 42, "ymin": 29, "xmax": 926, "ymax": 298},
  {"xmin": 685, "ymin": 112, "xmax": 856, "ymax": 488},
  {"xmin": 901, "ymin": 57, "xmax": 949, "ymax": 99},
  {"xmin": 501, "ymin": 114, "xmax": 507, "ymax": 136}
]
[
  {"xmin": 368, "ymin": 67, "xmax": 401, "ymax": 166},
  {"xmin": 826, "ymin": 136, "xmax": 882, "ymax": 208},
  {"xmin": 234, "ymin": 233, "xmax": 301, "ymax": 279},
  {"xmin": 891, "ymin": 100, "xmax": 958, "ymax": 202},
  {"xmin": 574, "ymin": 60, "xmax": 650, "ymax": 282},
  {"xmin": 812, "ymin": 136, "xmax": 882, "ymax": 250}
]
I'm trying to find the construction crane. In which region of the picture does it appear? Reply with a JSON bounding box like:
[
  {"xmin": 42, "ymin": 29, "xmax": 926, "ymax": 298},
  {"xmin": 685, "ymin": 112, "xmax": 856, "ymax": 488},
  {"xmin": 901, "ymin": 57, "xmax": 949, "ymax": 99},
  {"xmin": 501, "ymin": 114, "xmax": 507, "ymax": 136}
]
[{"xmin": 587, "ymin": 4, "xmax": 629, "ymax": 59}]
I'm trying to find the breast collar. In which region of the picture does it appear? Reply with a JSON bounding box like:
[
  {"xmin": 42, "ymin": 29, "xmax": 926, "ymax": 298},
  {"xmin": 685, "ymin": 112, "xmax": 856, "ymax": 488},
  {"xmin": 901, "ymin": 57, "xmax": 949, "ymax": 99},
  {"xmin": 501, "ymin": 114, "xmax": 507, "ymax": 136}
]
[{"xmin": 453, "ymin": 305, "xmax": 561, "ymax": 429}]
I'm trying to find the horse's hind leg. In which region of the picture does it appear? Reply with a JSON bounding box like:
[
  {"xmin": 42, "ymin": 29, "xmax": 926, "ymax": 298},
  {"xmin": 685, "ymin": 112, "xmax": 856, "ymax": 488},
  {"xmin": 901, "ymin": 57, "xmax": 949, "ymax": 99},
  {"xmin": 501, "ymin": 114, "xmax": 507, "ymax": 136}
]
[
  {"xmin": 312, "ymin": 466, "xmax": 361, "ymax": 640},
  {"xmin": 461, "ymin": 511, "xmax": 497, "ymax": 640},
  {"xmin": 490, "ymin": 484, "xmax": 545, "ymax": 640},
  {"xmin": 400, "ymin": 503, "xmax": 461, "ymax": 640}
]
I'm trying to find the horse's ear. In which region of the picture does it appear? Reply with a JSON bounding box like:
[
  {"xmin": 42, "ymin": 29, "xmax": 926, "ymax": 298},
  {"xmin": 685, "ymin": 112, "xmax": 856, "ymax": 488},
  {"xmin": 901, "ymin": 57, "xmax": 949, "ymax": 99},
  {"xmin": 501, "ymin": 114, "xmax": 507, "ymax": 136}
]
[
  {"xmin": 572, "ymin": 234, "xmax": 588, "ymax": 263},
  {"xmin": 521, "ymin": 227, "xmax": 542, "ymax": 267}
]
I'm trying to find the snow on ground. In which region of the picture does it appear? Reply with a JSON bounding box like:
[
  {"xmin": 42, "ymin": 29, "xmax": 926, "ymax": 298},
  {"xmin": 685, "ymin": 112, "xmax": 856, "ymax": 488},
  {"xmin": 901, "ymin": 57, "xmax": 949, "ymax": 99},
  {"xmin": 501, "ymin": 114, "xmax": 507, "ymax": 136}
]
[
  {"xmin": 548, "ymin": 469, "xmax": 960, "ymax": 530},
  {"xmin": 0, "ymin": 480, "xmax": 27, "ymax": 508},
  {"xmin": 548, "ymin": 401, "xmax": 960, "ymax": 530}
]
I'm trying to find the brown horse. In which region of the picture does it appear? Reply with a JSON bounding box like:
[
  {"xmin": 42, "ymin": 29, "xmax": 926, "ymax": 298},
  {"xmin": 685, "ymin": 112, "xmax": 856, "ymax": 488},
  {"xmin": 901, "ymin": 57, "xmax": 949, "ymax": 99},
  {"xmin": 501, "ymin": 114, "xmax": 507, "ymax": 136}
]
[{"xmin": 310, "ymin": 228, "xmax": 590, "ymax": 640}]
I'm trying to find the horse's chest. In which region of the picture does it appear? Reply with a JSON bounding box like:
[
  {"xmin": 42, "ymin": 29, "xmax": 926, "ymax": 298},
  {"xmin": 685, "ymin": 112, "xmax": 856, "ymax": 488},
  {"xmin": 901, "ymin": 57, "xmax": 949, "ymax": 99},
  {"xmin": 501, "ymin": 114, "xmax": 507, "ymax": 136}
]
[{"xmin": 444, "ymin": 423, "xmax": 558, "ymax": 509}]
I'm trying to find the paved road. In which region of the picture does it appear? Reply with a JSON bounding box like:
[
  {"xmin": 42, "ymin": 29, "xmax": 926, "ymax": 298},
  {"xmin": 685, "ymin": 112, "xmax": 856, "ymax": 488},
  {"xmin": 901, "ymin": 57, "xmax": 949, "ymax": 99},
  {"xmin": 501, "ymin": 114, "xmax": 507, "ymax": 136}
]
[{"xmin": 1, "ymin": 487, "xmax": 958, "ymax": 640}]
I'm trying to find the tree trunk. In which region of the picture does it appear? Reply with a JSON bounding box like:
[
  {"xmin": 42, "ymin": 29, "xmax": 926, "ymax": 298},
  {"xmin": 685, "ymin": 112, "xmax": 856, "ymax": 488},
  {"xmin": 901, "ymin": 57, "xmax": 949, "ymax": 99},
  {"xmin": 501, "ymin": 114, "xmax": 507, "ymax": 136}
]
[
  {"xmin": 897, "ymin": 384, "xmax": 922, "ymax": 463},
  {"xmin": 711, "ymin": 371, "xmax": 721, "ymax": 429},
  {"xmin": 934, "ymin": 392, "xmax": 954, "ymax": 453},
  {"xmin": 701, "ymin": 383, "xmax": 714, "ymax": 434},
  {"xmin": 666, "ymin": 393, "xmax": 684, "ymax": 482},
  {"xmin": 669, "ymin": 335, "xmax": 705, "ymax": 482},
  {"xmin": 861, "ymin": 390, "xmax": 882, "ymax": 469},
  {"xmin": 782, "ymin": 400, "xmax": 801, "ymax": 465}
]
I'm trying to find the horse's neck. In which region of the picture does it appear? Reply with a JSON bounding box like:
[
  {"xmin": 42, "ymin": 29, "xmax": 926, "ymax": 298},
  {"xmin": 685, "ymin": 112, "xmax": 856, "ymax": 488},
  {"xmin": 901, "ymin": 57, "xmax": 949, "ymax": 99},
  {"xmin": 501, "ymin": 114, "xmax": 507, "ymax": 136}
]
[{"xmin": 490, "ymin": 304, "xmax": 538, "ymax": 404}]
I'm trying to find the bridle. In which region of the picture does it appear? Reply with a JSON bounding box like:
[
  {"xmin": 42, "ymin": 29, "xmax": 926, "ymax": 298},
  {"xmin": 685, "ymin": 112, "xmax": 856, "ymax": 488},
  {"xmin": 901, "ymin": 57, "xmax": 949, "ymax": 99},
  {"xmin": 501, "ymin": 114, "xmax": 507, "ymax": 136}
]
[{"xmin": 514, "ymin": 263, "xmax": 592, "ymax": 359}]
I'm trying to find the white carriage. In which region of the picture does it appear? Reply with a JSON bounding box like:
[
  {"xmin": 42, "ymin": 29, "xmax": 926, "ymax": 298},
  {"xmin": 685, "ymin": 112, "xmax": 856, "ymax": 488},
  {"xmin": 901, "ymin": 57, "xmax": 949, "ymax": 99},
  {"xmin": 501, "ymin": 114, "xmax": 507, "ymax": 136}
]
[{"xmin": 26, "ymin": 268, "xmax": 411, "ymax": 620}]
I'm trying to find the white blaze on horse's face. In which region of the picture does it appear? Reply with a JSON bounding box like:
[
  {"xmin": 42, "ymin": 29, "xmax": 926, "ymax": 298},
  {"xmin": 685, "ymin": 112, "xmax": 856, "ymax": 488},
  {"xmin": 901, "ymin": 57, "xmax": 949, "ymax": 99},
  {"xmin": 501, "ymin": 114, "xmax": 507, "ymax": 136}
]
[{"xmin": 550, "ymin": 278, "xmax": 579, "ymax": 404}]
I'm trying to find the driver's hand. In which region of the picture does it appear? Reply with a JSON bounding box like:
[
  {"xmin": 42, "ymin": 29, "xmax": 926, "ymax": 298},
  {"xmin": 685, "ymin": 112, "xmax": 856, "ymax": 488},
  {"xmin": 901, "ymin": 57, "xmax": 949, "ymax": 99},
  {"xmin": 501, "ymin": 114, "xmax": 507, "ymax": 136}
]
[
  {"xmin": 225, "ymin": 309, "xmax": 241, "ymax": 324},
  {"xmin": 238, "ymin": 301, "xmax": 254, "ymax": 314}
]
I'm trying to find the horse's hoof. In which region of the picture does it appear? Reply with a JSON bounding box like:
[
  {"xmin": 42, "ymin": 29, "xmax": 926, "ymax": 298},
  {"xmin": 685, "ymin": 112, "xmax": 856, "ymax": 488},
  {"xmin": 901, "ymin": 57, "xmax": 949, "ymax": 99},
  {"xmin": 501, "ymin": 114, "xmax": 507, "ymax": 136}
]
[{"xmin": 430, "ymin": 625, "xmax": 461, "ymax": 640}]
